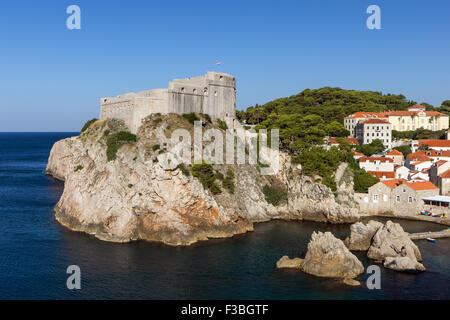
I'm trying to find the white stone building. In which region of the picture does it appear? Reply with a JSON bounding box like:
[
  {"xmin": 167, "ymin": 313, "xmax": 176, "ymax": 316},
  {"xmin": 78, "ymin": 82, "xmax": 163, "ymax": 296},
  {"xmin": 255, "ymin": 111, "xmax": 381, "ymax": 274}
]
[
  {"xmin": 394, "ymin": 165, "xmax": 410, "ymax": 179},
  {"xmin": 344, "ymin": 112, "xmax": 385, "ymax": 138},
  {"xmin": 355, "ymin": 118, "xmax": 392, "ymax": 150}
]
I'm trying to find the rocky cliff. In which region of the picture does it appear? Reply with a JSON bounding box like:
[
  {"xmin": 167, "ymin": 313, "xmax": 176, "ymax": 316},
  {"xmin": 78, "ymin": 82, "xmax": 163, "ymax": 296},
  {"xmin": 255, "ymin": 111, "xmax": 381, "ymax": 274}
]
[{"xmin": 46, "ymin": 115, "xmax": 358, "ymax": 245}]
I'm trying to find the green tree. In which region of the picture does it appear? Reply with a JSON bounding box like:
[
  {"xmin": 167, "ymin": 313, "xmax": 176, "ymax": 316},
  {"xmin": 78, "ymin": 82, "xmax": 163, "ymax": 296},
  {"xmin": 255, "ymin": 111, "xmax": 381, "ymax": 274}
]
[
  {"xmin": 393, "ymin": 145, "xmax": 411, "ymax": 157},
  {"xmin": 325, "ymin": 121, "xmax": 350, "ymax": 137}
]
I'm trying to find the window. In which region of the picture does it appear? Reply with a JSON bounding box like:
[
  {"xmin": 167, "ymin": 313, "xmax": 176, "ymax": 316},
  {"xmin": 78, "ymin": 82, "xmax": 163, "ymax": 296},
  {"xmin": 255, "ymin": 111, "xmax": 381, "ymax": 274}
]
[
  {"xmin": 403, "ymin": 189, "xmax": 406, "ymax": 193},
  {"xmin": 408, "ymin": 196, "xmax": 413, "ymax": 203},
  {"xmin": 373, "ymin": 194, "xmax": 378, "ymax": 202},
  {"xmin": 396, "ymin": 195, "xmax": 400, "ymax": 202},
  {"xmin": 181, "ymin": 87, "xmax": 185, "ymax": 93},
  {"xmin": 383, "ymin": 194, "xmax": 388, "ymax": 202}
]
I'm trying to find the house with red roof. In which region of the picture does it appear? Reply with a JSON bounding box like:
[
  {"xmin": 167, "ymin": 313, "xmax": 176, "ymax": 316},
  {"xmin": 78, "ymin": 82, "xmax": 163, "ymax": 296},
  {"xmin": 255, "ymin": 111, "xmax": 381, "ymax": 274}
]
[
  {"xmin": 358, "ymin": 157, "xmax": 394, "ymax": 179},
  {"xmin": 416, "ymin": 139, "xmax": 450, "ymax": 151},
  {"xmin": 405, "ymin": 150, "xmax": 450, "ymax": 169},
  {"xmin": 351, "ymin": 150, "xmax": 364, "ymax": 160},
  {"xmin": 356, "ymin": 178, "xmax": 439, "ymax": 215},
  {"xmin": 429, "ymin": 160, "xmax": 450, "ymax": 195},
  {"xmin": 385, "ymin": 149, "xmax": 404, "ymax": 165}
]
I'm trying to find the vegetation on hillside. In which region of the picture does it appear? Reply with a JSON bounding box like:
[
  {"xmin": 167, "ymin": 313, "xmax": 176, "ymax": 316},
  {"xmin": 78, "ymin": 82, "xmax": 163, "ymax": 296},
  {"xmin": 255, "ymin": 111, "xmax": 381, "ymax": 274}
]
[
  {"xmin": 394, "ymin": 145, "xmax": 412, "ymax": 157},
  {"xmin": 106, "ymin": 131, "xmax": 138, "ymax": 161},
  {"xmin": 262, "ymin": 183, "xmax": 288, "ymax": 206},
  {"xmin": 392, "ymin": 128, "xmax": 446, "ymax": 140},
  {"xmin": 354, "ymin": 139, "xmax": 385, "ymax": 157},
  {"xmin": 238, "ymin": 87, "xmax": 415, "ymax": 191},
  {"xmin": 190, "ymin": 162, "xmax": 221, "ymax": 195},
  {"xmin": 80, "ymin": 118, "xmax": 98, "ymax": 133}
]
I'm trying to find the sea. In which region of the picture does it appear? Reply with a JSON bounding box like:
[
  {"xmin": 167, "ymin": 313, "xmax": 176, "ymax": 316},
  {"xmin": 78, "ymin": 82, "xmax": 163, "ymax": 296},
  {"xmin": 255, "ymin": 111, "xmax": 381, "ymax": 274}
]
[{"xmin": 0, "ymin": 132, "xmax": 449, "ymax": 299}]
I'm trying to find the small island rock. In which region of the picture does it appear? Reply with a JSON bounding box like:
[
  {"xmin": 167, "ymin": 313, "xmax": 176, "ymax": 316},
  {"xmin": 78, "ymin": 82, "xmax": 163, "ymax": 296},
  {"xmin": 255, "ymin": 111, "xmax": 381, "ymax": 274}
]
[
  {"xmin": 276, "ymin": 256, "xmax": 303, "ymax": 269},
  {"xmin": 367, "ymin": 221, "xmax": 425, "ymax": 273},
  {"xmin": 344, "ymin": 220, "xmax": 383, "ymax": 251},
  {"xmin": 301, "ymin": 231, "xmax": 364, "ymax": 279}
]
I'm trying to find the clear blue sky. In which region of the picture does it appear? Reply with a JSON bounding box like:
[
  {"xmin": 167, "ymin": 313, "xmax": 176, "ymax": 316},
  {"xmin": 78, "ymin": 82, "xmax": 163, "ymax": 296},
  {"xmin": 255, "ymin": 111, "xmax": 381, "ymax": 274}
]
[{"xmin": 1, "ymin": 0, "xmax": 449, "ymax": 131}]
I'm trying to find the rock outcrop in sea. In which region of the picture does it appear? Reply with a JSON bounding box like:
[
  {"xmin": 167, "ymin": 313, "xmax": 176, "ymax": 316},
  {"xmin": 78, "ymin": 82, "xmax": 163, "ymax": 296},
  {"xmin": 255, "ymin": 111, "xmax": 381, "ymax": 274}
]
[
  {"xmin": 276, "ymin": 231, "xmax": 364, "ymax": 285},
  {"xmin": 300, "ymin": 231, "xmax": 364, "ymax": 279},
  {"xmin": 344, "ymin": 220, "xmax": 383, "ymax": 251},
  {"xmin": 46, "ymin": 115, "xmax": 359, "ymax": 245},
  {"xmin": 367, "ymin": 220, "xmax": 425, "ymax": 273}
]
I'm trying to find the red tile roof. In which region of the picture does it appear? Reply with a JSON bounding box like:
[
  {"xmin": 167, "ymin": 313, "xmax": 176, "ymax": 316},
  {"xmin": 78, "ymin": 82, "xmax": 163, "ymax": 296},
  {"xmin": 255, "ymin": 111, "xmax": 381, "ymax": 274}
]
[
  {"xmin": 408, "ymin": 105, "xmax": 426, "ymax": 111},
  {"xmin": 360, "ymin": 157, "xmax": 394, "ymax": 163},
  {"xmin": 381, "ymin": 179, "xmax": 407, "ymax": 188},
  {"xmin": 362, "ymin": 118, "xmax": 390, "ymax": 124},
  {"xmin": 424, "ymin": 111, "xmax": 448, "ymax": 116},
  {"xmin": 407, "ymin": 181, "xmax": 439, "ymax": 191},
  {"xmin": 435, "ymin": 160, "xmax": 448, "ymax": 167},
  {"xmin": 386, "ymin": 149, "xmax": 403, "ymax": 156},
  {"xmin": 368, "ymin": 171, "xmax": 395, "ymax": 179},
  {"xmin": 379, "ymin": 111, "xmax": 416, "ymax": 116},
  {"xmin": 328, "ymin": 137, "xmax": 359, "ymax": 145},
  {"xmin": 379, "ymin": 110, "xmax": 447, "ymax": 117},
  {"xmin": 440, "ymin": 169, "xmax": 450, "ymax": 178},
  {"xmin": 352, "ymin": 150, "xmax": 364, "ymax": 156},
  {"xmin": 418, "ymin": 140, "xmax": 450, "ymax": 148},
  {"xmin": 381, "ymin": 178, "xmax": 438, "ymax": 190},
  {"xmin": 346, "ymin": 108, "xmax": 448, "ymax": 120},
  {"xmin": 345, "ymin": 112, "xmax": 385, "ymax": 119},
  {"xmin": 408, "ymin": 150, "xmax": 450, "ymax": 159}
]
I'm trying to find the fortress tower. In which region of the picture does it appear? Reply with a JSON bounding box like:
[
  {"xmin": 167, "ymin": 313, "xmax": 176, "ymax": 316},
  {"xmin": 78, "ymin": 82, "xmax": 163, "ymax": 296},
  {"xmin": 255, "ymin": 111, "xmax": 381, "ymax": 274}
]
[{"xmin": 100, "ymin": 72, "xmax": 236, "ymax": 133}]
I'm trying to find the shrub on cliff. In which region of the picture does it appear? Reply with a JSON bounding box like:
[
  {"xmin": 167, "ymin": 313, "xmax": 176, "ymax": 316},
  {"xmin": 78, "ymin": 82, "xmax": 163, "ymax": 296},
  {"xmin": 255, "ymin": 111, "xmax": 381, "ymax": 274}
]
[
  {"xmin": 262, "ymin": 184, "xmax": 287, "ymax": 206},
  {"xmin": 177, "ymin": 163, "xmax": 191, "ymax": 176},
  {"xmin": 80, "ymin": 118, "xmax": 98, "ymax": 133},
  {"xmin": 222, "ymin": 169, "xmax": 235, "ymax": 193},
  {"xmin": 190, "ymin": 162, "xmax": 221, "ymax": 194},
  {"xmin": 217, "ymin": 119, "xmax": 228, "ymax": 130},
  {"xmin": 106, "ymin": 131, "xmax": 137, "ymax": 161},
  {"xmin": 182, "ymin": 112, "xmax": 200, "ymax": 125}
]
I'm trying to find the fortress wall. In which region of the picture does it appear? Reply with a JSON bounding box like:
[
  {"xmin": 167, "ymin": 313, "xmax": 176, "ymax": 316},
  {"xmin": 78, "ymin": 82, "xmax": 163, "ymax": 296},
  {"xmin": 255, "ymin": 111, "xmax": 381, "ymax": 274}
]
[
  {"xmin": 168, "ymin": 92, "xmax": 204, "ymax": 115},
  {"xmin": 100, "ymin": 97, "xmax": 135, "ymax": 130},
  {"xmin": 133, "ymin": 90, "xmax": 169, "ymax": 132},
  {"xmin": 204, "ymin": 85, "xmax": 235, "ymax": 119},
  {"xmin": 100, "ymin": 72, "xmax": 236, "ymax": 133},
  {"xmin": 168, "ymin": 79, "xmax": 206, "ymax": 115}
]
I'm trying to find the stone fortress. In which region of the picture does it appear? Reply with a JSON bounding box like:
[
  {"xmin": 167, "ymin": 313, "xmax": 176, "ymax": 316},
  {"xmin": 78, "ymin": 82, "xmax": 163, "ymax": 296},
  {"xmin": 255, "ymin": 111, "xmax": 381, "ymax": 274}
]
[{"xmin": 100, "ymin": 72, "xmax": 236, "ymax": 133}]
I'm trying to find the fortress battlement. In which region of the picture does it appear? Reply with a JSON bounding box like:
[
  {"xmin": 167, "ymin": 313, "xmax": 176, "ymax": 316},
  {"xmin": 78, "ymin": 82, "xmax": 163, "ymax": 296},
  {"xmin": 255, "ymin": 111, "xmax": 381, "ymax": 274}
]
[{"xmin": 100, "ymin": 72, "xmax": 236, "ymax": 133}]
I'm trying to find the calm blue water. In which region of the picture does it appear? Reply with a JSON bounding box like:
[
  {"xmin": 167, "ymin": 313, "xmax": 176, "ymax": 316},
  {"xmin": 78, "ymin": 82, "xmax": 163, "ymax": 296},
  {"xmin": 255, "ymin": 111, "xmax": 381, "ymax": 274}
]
[{"xmin": 0, "ymin": 132, "xmax": 449, "ymax": 300}]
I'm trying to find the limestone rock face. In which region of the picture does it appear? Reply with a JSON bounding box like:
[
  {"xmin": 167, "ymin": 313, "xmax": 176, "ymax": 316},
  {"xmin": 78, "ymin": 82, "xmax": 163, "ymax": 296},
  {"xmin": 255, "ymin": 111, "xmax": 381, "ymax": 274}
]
[
  {"xmin": 367, "ymin": 221, "xmax": 425, "ymax": 272},
  {"xmin": 301, "ymin": 231, "xmax": 364, "ymax": 279},
  {"xmin": 383, "ymin": 256, "xmax": 426, "ymax": 273},
  {"xmin": 45, "ymin": 116, "xmax": 359, "ymax": 245},
  {"xmin": 276, "ymin": 256, "xmax": 303, "ymax": 269},
  {"xmin": 345, "ymin": 220, "xmax": 383, "ymax": 251},
  {"xmin": 273, "ymin": 154, "xmax": 360, "ymax": 224}
]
